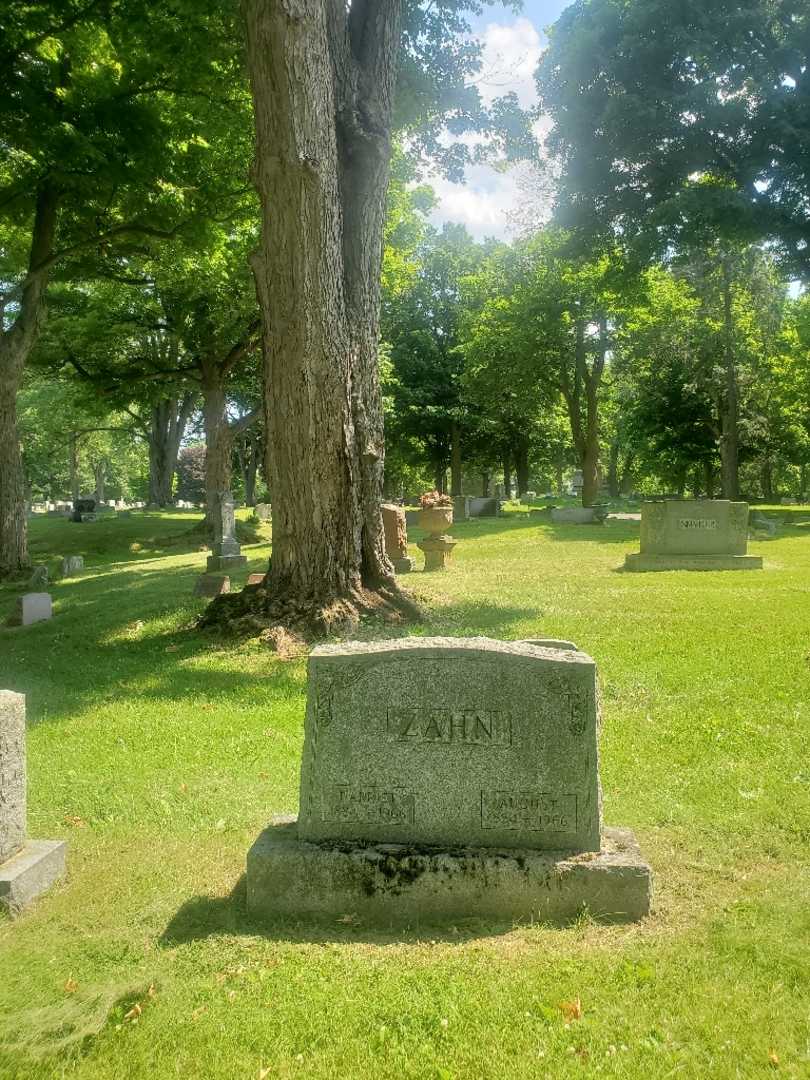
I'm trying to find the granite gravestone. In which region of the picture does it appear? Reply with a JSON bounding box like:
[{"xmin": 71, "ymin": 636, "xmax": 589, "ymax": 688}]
[
  {"xmin": 9, "ymin": 593, "xmax": 52, "ymax": 627},
  {"xmin": 381, "ymin": 504, "xmax": 414, "ymax": 573},
  {"xmin": 624, "ymin": 499, "xmax": 763, "ymax": 571},
  {"xmin": 207, "ymin": 491, "xmax": 247, "ymax": 572},
  {"xmin": 61, "ymin": 556, "xmax": 84, "ymax": 577},
  {"xmin": 0, "ymin": 691, "xmax": 66, "ymax": 914},
  {"xmin": 194, "ymin": 573, "xmax": 230, "ymax": 598},
  {"xmin": 247, "ymin": 638, "xmax": 651, "ymax": 925}
]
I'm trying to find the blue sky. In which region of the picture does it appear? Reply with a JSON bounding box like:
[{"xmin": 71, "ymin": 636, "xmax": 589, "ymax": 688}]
[{"xmin": 429, "ymin": 1, "xmax": 572, "ymax": 239}]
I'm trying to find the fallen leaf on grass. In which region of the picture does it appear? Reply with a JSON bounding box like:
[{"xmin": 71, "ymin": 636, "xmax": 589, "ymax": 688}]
[
  {"xmin": 64, "ymin": 977, "xmax": 78, "ymax": 994},
  {"xmin": 769, "ymin": 1050, "xmax": 780, "ymax": 1067},
  {"xmin": 63, "ymin": 815, "xmax": 86, "ymax": 828},
  {"xmin": 559, "ymin": 996, "xmax": 583, "ymax": 1022},
  {"xmin": 190, "ymin": 1006, "xmax": 207, "ymax": 1021}
]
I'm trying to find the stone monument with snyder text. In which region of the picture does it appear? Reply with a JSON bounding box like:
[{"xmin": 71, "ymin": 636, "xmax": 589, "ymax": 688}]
[
  {"xmin": 1, "ymin": 691, "xmax": 66, "ymax": 914},
  {"xmin": 624, "ymin": 499, "xmax": 762, "ymax": 571},
  {"xmin": 247, "ymin": 638, "xmax": 651, "ymax": 925}
]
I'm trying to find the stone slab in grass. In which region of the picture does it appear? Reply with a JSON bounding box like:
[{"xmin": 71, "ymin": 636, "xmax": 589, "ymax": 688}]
[
  {"xmin": 0, "ymin": 840, "xmax": 67, "ymax": 916},
  {"xmin": 194, "ymin": 574, "xmax": 230, "ymax": 598},
  {"xmin": 247, "ymin": 637, "xmax": 652, "ymax": 924},
  {"xmin": 248, "ymin": 820, "xmax": 650, "ymax": 926},
  {"xmin": 8, "ymin": 593, "xmax": 52, "ymax": 627},
  {"xmin": 61, "ymin": 555, "xmax": 84, "ymax": 576},
  {"xmin": 0, "ymin": 691, "xmax": 66, "ymax": 916},
  {"xmin": 625, "ymin": 499, "xmax": 763, "ymax": 571}
]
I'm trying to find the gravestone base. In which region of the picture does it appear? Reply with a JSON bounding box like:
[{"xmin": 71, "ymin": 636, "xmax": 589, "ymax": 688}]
[
  {"xmin": 624, "ymin": 553, "xmax": 763, "ymax": 572},
  {"xmin": 207, "ymin": 554, "xmax": 247, "ymax": 572},
  {"xmin": 246, "ymin": 819, "xmax": 651, "ymax": 926},
  {"xmin": 393, "ymin": 556, "xmax": 415, "ymax": 573},
  {"xmin": 0, "ymin": 840, "xmax": 67, "ymax": 916}
]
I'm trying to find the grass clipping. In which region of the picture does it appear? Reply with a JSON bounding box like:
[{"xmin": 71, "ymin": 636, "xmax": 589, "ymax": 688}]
[{"xmin": 1, "ymin": 980, "xmax": 155, "ymax": 1061}]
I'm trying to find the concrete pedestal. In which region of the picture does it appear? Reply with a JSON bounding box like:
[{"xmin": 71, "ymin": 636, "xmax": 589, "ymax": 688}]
[
  {"xmin": 0, "ymin": 840, "xmax": 67, "ymax": 916},
  {"xmin": 417, "ymin": 536, "xmax": 457, "ymax": 572},
  {"xmin": 624, "ymin": 553, "xmax": 763, "ymax": 572},
  {"xmin": 246, "ymin": 819, "xmax": 651, "ymax": 926},
  {"xmin": 207, "ymin": 554, "xmax": 247, "ymax": 572}
]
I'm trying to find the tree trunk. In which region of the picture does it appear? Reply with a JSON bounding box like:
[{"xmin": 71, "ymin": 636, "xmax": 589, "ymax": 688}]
[
  {"xmin": 0, "ymin": 353, "xmax": 29, "ymax": 575},
  {"xmin": 0, "ymin": 185, "xmax": 59, "ymax": 576},
  {"xmin": 147, "ymin": 394, "xmax": 194, "ymax": 508},
  {"xmin": 434, "ymin": 462, "xmax": 447, "ymax": 494},
  {"xmin": 69, "ymin": 431, "xmax": 80, "ymax": 502},
  {"xmin": 502, "ymin": 452, "xmax": 513, "ymax": 500},
  {"xmin": 202, "ymin": 361, "xmax": 232, "ymax": 532},
  {"xmin": 704, "ymin": 460, "xmax": 716, "ymax": 499},
  {"xmin": 450, "ymin": 421, "xmax": 462, "ymax": 496},
  {"xmin": 93, "ymin": 458, "xmax": 106, "ymax": 505},
  {"xmin": 620, "ymin": 451, "xmax": 635, "ymax": 495},
  {"xmin": 234, "ymin": 0, "xmax": 411, "ymax": 634},
  {"xmin": 719, "ymin": 256, "xmax": 740, "ymax": 500},
  {"xmin": 607, "ymin": 439, "xmax": 620, "ymax": 498},
  {"xmin": 513, "ymin": 436, "xmax": 530, "ymax": 497},
  {"xmin": 481, "ymin": 470, "xmax": 490, "ymax": 497},
  {"xmin": 760, "ymin": 458, "xmax": 775, "ymax": 502},
  {"xmin": 238, "ymin": 432, "xmax": 260, "ymax": 506}
]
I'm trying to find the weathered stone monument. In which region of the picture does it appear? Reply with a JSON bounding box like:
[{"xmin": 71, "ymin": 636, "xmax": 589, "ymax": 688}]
[
  {"xmin": 254, "ymin": 502, "xmax": 272, "ymax": 522},
  {"xmin": 8, "ymin": 593, "xmax": 52, "ymax": 627},
  {"xmin": 207, "ymin": 491, "xmax": 247, "ymax": 572},
  {"xmin": 1, "ymin": 691, "xmax": 66, "ymax": 914},
  {"xmin": 28, "ymin": 564, "xmax": 49, "ymax": 589},
  {"xmin": 381, "ymin": 503, "xmax": 414, "ymax": 573},
  {"xmin": 247, "ymin": 638, "xmax": 651, "ymax": 925},
  {"xmin": 194, "ymin": 573, "xmax": 230, "ymax": 598},
  {"xmin": 61, "ymin": 555, "xmax": 84, "ymax": 577},
  {"xmin": 624, "ymin": 499, "xmax": 763, "ymax": 571}
]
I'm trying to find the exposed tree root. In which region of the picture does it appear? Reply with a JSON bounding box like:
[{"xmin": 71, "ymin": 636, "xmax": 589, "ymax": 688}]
[{"xmin": 197, "ymin": 577, "xmax": 424, "ymax": 648}]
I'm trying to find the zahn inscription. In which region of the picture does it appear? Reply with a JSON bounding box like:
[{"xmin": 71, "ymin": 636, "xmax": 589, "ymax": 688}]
[
  {"xmin": 481, "ymin": 790, "xmax": 577, "ymax": 832},
  {"xmin": 385, "ymin": 708, "xmax": 511, "ymax": 747}
]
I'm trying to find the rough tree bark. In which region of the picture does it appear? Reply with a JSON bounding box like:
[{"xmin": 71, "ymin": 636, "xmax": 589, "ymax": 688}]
[
  {"xmin": 237, "ymin": 430, "xmax": 261, "ymax": 506},
  {"xmin": 147, "ymin": 394, "xmax": 195, "ymax": 507},
  {"xmin": 69, "ymin": 431, "xmax": 80, "ymax": 502},
  {"xmin": 0, "ymin": 185, "xmax": 59, "ymax": 576},
  {"xmin": 502, "ymin": 452, "xmax": 513, "ymax": 500},
  {"xmin": 513, "ymin": 434, "xmax": 530, "ymax": 497},
  {"xmin": 560, "ymin": 316, "xmax": 606, "ymax": 508},
  {"xmin": 201, "ymin": 0, "xmax": 416, "ymax": 636}
]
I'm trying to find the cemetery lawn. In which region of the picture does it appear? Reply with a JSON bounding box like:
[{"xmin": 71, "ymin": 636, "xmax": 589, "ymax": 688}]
[{"xmin": 1, "ymin": 509, "xmax": 809, "ymax": 1080}]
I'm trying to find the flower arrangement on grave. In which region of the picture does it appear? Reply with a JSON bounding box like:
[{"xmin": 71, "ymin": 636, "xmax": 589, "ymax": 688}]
[{"xmin": 419, "ymin": 490, "xmax": 453, "ymax": 509}]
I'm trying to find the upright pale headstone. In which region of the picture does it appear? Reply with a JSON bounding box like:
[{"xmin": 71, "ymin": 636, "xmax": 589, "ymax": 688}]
[
  {"xmin": 10, "ymin": 593, "xmax": 53, "ymax": 627},
  {"xmin": 0, "ymin": 692, "xmax": 66, "ymax": 914},
  {"xmin": 61, "ymin": 555, "xmax": 84, "ymax": 576},
  {"xmin": 0, "ymin": 692, "xmax": 26, "ymax": 864},
  {"xmin": 625, "ymin": 499, "xmax": 763, "ymax": 571},
  {"xmin": 381, "ymin": 504, "xmax": 414, "ymax": 573},
  {"xmin": 207, "ymin": 490, "xmax": 247, "ymax": 572},
  {"xmin": 248, "ymin": 638, "xmax": 651, "ymax": 925},
  {"xmin": 254, "ymin": 503, "xmax": 272, "ymax": 522}
]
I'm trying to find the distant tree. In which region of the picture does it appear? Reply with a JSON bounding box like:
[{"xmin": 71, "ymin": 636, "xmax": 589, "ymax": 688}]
[{"xmin": 176, "ymin": 445, "xmax": 207, "ymax": 504}]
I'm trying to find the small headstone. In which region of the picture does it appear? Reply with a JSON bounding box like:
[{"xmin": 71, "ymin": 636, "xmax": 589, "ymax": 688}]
[
  {"xmin": 28, "ymin": 564, "xmax": 49, "ymax": 589},
  {"xmin": 254, "ymin": 503, "xmax": 272, "ymax": 522},
  {"xmin": 381, "ymin": 503, "xmax": 414, "ymax": 573},
  {"xmin": 194, "ymin": 573, "xmax": 230, "ymax": 598},
  {"xmin": 247, "ymin": 638, "xmax": 651, "ymax": 925},
  {"xmin": 0, "ymin": 691, "xmax": 66, "ymax": 914},
  {"xmin": 10, "ymin": 594, "xmax": 53, "ymax": 627},
  {"xmin": 551, "ymin": 507, "xmax": 599, "ymax": 525},
  {"xmin": 625, "ymin": 500, "xmax": 763, "ymax": 571},
  {"xmin": 246, "ymin": 573, "xmax": 266, "ymax": 586},
  {"xmin": 207, "ymin": 490, "xmax": 247, "ymax": 572},
  {"xmin": 61, "ymin": 555, "xmax": 84, "ymax": 577}
]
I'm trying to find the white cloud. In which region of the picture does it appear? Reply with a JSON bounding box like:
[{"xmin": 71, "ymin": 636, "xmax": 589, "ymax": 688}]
[
  {"xmin": 428, "ymin": 19, "xmax": 548, "ymax": 241},
  {"xmin": 473, "ymin": 17, "xmax": 543, "ymax": 109}
]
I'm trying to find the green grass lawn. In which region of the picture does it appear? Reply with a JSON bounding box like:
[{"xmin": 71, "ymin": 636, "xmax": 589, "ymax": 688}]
[{"xmin": 1, "ymin": 509, "xmax": 809, "ymax": 1078}]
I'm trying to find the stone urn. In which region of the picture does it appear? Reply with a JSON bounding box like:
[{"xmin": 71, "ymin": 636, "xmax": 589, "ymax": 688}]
[
  {"xmin": 417, "ymin": 503, "xmax": 455, "ymax": 570},
  {"xmin": 418, "ymin": 505, "xmax": 453, "ymax": 536}
]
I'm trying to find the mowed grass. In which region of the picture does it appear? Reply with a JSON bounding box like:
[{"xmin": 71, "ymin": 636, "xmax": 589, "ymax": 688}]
[{"xmin": 0, "ymin": 508, "xmax": 809, "ymax": 1079}]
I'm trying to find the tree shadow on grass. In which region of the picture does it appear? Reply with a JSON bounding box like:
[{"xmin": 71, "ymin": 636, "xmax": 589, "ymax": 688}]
[
  {"xmin": 425, "ymin": 516, "xmax": 639, "ymax": 546},
  {"xmin": 160, "ymin": 876, "xmax": 521, "ymax": 947}
]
